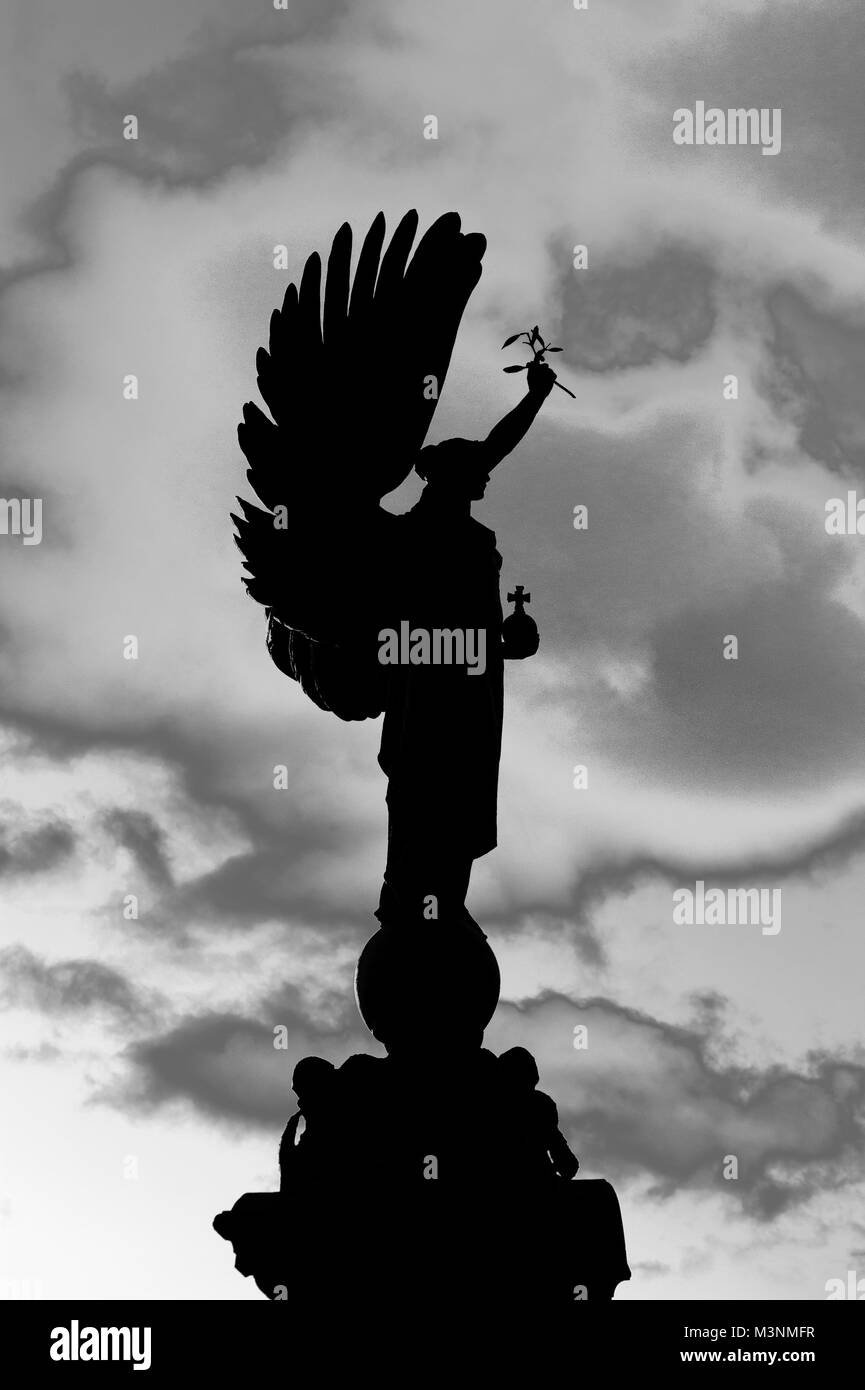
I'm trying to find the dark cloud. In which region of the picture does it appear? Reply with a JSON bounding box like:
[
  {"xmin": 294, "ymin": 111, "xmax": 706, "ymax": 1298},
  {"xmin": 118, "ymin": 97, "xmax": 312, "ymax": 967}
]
[
  {"xmin": 107, "ymin": 981, "xmax": 865, "ymax": 1221},
  {"xmin": 642, "ymin": 569, "xmax": 865, "ymax": 789},
  {"xmin": 163, "ymin": 841, "xmax": 374, "ymax": 938},
  {"xmin": 492, "ymin": 906, "xmax": 605, "ymax": 970},
  {"xmin": 106, "ymin": 808, "xmax": 174, "ymax": 889},
  {"xmin": 628, "ymin": 0, "xmax": 865, "ymax": 229},
  {"xmin": 0, "ymin": 713, "xmax": 373, "ymax": 946},
  {"xmin": 116, "ymin": 984, "xmax": 371, "ymax": 1126},
  {"xmin": 555, "ymin": 242, "xmax": 717, "ymax": 372},
  {"xmin": 63, "ymin": 51, "xmax": 295, "ymax": 188},
  {"xmin": 0, "ymin": 712, "xmax": 244, "ymax": 817},
  {"xmin": 0, "ymin": 945, "xmax": 155, "ymax": 1025},
  {"xmin": 762, "ymin": 285, "xmax": 865, "ymax": 478},
  {"xmin": 0, "ymin": 812, "xmax": 76, "ymax": 877},
  {"xmin": 483, "ymin": 407, "xmax": 865, "ymax": 796},
  {"xmin": 56, "ymin": 0, "xmax": 358, "ymax": 187},
  {"xmin": 0, "ymin": 0, "xmax": 353, "ymax": 302},
  {"xmin": 567, "ymin": 802, "xmax": 865, "ymax": 932},
  {"xmin": 477, "ymin": 407, "xmax": 723, "ymax": 650},
  {"xmin": 488, "ymin": 995, "xmax": 865, "ymax": 1220}
]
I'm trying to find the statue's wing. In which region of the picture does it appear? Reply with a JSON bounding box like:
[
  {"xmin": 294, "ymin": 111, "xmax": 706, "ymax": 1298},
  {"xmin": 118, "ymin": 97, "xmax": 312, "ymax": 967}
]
[{"xmin": 232, "ymin": 210, "xmax": 486, "ymax": 647}]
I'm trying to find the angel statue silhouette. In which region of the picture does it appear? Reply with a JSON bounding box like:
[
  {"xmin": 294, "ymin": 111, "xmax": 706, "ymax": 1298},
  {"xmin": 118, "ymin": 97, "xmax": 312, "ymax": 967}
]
[
  {"xmin": 218, "ymin": 215, "xmax": 633, "ymax": 1310},
  {"xmin": 232, "ymin": 210, "xmax": 558, "ymax": 1049}
]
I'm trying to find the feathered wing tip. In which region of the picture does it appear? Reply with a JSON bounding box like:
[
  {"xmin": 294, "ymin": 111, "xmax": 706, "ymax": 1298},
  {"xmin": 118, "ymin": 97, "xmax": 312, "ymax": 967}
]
[
  {"xmin": 238, "ymin": 209, "xmax": 485, "ymax": 510},
  {"xmin": 231, "ymin": 495, "xmax": 275, "ymax": 606},
  {"xmin": 234, "ymin": 209, "xmax": 486, "ymax": 632}
]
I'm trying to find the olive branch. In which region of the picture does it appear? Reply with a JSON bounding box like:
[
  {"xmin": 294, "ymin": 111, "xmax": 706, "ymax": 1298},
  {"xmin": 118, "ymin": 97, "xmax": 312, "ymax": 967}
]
[{"xmin": 501, "ymin": 325, "xmax": 576, "ymax": 398}]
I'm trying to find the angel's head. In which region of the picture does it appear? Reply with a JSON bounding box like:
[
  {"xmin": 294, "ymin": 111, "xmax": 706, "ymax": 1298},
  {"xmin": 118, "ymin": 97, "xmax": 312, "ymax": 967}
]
[{"xmin": 415, "ymin": 438, "xmax": 490, "ymax": 501}]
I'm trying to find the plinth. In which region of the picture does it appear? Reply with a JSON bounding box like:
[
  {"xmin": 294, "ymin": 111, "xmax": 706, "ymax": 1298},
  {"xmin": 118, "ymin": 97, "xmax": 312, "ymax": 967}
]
[{"xmin": 214, "ymin": 915, "xmax": 630, "ymax": 1313}]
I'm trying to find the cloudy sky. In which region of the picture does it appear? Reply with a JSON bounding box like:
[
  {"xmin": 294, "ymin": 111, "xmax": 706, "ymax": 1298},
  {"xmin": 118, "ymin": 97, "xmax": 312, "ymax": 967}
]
[{"xmin": 1, "ymin": 0, "xmax": 864, "ymax": 1302}]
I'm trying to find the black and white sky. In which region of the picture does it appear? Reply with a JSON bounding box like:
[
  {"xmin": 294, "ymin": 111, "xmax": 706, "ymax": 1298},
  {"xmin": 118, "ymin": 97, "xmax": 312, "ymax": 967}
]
[{"xmin": 1, "ymin": 0, "xmax": 864, "ymax": 1300}]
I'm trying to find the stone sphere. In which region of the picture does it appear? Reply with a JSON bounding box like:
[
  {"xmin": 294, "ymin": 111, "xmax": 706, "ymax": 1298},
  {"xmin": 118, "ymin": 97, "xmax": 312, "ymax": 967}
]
[{"xmin": 354, "ymin": 920, "xmax": 501, "ymax": 1051}]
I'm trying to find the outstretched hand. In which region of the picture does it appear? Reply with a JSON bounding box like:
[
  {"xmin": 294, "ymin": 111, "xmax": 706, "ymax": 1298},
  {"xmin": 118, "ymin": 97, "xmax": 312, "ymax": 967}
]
[
  {"xmin": 484, "ymin": 355, "xmax": 561, "ymax": 466},
  {"xmin": 527, "ymin": 358, "xmax": 557, "ymax": 400}
]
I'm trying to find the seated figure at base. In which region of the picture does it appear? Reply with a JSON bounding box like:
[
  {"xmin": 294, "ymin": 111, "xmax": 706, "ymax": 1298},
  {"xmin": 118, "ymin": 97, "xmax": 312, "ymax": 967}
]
[
  {"xmin": 217, "ymin": 1040, "xmax": 629, "ymax": 1309},
  {"xmin": 278, "ymin": 1056, "xmax": 336, "ymax": 1190},
  {"xmin": 498, "ymin": 1045, "xmax": 580, "ymax": 1181}
]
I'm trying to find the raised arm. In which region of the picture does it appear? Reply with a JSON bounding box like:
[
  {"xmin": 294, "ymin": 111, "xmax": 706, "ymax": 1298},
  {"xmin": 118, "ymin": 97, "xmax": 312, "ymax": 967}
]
[{"xmin": 483, "ymin": 359, "xmax": 557, "ymax": 469}]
